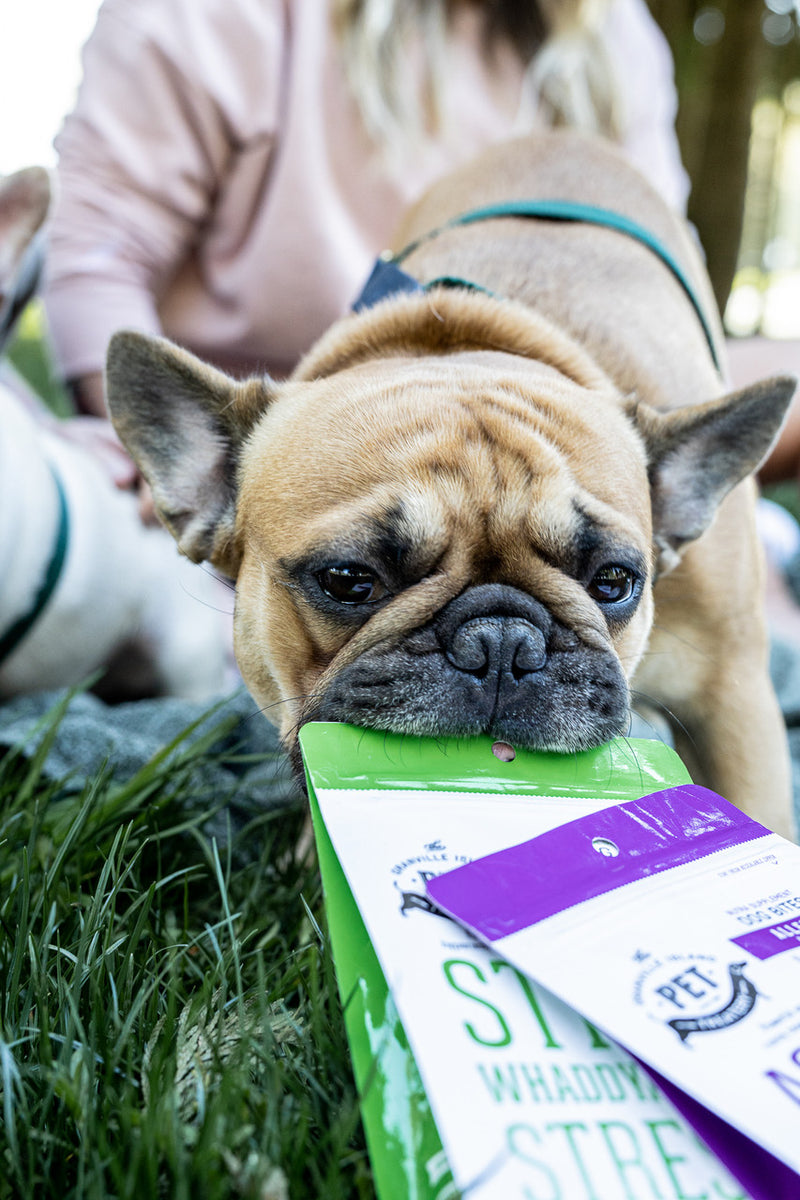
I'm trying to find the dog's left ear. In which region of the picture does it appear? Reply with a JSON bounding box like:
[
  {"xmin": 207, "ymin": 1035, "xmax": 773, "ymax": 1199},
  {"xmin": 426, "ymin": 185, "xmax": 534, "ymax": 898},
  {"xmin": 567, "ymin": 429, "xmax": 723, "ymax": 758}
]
[
  {"xmin": 634, "ymin": 376, "xmax": 796, "ymax": 574},
  {"xmin": 106, "ymin": 330, "xmax": 276, "ymax": 576}
]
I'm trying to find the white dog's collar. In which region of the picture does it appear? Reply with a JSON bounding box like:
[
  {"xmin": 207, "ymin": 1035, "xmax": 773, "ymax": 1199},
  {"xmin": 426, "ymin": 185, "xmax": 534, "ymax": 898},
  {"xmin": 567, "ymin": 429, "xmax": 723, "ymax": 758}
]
[{"xmin": 0, "ymin": 461, "xmax": 69, "ymax": 667}]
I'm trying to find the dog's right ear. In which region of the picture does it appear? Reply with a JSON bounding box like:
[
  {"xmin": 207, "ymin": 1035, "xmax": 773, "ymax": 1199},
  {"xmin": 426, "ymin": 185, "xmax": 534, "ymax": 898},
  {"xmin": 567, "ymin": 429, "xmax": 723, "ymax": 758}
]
[{"xmin": 106, "ymin": 330, "xmax": 276, "ymax": 576}]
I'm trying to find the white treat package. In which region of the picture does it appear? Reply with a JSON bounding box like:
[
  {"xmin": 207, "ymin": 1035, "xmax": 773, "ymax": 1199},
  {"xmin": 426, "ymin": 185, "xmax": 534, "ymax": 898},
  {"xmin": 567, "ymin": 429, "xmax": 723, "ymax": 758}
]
[{"xmin": 429, "ymin": 782, "xmax": 800, "ymax": 1198}]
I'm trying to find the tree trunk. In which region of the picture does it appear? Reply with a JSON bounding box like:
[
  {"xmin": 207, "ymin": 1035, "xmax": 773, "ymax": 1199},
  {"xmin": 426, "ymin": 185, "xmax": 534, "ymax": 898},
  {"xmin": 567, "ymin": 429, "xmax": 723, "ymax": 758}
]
[{"xmin": 648, "ymin": 1, "xmax": 768, "ymax": 314}]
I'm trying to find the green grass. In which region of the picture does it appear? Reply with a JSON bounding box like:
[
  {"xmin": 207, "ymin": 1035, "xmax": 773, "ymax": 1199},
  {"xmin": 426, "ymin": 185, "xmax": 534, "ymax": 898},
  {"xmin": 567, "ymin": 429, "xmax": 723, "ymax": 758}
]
[{"xmin": 0, "ymin": 693, "xmax": 374, "ymax": 1199}]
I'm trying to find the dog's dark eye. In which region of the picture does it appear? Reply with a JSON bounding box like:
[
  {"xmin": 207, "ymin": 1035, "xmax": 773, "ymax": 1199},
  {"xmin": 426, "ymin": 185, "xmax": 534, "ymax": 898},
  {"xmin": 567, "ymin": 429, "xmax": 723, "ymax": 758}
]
[
  {"xmin": 317, "ymin": 565, "xmax": 386, "ymax": 605},
  {"xmin": 587, "ymin": 564, "xmax": 637, "ymax": 605}
]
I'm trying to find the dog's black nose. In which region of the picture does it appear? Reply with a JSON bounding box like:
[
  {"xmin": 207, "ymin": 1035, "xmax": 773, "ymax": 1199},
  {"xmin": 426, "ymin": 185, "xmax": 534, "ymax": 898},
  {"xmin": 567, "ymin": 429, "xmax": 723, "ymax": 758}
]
[
  {"xmin": 436, "ymin": 584, "xmax": 551, "ymax": 680},
  {"xmin": 447, "ymin": 616, "xmax": 547, "ymax": 680}
]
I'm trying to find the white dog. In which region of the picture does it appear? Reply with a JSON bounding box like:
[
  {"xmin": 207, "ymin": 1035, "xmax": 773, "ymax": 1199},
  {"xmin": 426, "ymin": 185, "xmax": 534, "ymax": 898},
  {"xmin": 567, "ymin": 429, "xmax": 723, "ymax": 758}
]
[{"xmin": 0, "ymin": 167, "xmax": 231, "ymax": 700}]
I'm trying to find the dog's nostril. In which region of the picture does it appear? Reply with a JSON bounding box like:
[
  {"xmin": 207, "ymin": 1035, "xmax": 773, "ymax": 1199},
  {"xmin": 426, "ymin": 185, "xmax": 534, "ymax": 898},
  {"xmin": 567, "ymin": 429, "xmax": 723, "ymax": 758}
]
[
  {"xmin": 512, "ymin": 628, "xmax": 548, "ymax": 677},
  {"xmin": 446, "ymin": 617, "xmax": 547, "ymax": 679},
  {"xmin": 447, "ymin": 624, "xmax": 494, "ymax": 677}
]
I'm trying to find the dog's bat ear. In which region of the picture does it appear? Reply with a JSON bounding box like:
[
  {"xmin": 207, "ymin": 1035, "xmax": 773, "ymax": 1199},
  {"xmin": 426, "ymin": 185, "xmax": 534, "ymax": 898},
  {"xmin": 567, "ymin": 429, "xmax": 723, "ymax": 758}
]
[
  {"xmin": 634, "ymin": 375, "xmax": 797, "ymax": 574},
  {"xmin": 106, "ymin": 330, "xmax": 276, "ymax": 575}
]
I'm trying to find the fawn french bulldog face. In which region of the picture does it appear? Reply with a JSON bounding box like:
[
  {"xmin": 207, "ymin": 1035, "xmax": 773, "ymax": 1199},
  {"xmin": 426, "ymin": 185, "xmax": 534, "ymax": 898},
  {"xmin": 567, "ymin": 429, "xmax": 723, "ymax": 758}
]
[{"xmin": 108, "ymin": 326, "xmax": 789, "ymax": 764}]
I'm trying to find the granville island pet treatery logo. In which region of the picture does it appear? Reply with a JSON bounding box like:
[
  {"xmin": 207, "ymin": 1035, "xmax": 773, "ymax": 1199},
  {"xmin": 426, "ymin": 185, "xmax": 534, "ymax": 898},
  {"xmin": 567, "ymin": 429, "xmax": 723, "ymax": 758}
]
[
  {"xmin": 633, "ymin": 953, "xmax": 759, "ymax": 1042},
  {"xmin": 391, "ymin": 840, "xmax": 472, "ymax": 925},
  {"xmin": 390, "ymin": 839, "xmax": 491, "ymax": 953}
]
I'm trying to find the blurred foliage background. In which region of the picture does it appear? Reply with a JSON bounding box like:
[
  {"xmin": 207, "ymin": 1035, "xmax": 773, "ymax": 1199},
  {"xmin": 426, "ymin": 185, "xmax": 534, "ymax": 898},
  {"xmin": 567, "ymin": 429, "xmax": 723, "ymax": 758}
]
[{"xmin": 649, "ymin": 0, "xmax": 800, "ymax": 331}]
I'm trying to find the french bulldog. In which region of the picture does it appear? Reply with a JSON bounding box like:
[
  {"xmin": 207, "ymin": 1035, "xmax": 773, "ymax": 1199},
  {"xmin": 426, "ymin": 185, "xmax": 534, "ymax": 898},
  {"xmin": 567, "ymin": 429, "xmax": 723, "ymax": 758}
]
[
  {"xmin": 106, "ymin": 132, "xmax": 796, "ymax": 836},
  {"xmin": 0, "ymin": 166, "xmax": 230, "ymax": 700}
]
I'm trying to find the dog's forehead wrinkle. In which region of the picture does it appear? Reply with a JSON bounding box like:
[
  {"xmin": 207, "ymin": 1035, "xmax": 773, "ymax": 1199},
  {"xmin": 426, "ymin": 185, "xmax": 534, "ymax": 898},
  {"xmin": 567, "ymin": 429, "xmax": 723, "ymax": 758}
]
[
  {"xmin": 566, "ymin": 499, "xmax": 644, "ymax": 576},
  {"xmin": 286, "ymin": 356, "xmax": 594, "ymax": 437},
  {"xmin": 558, "ymin": 494, "xmax": 651, "ymax": 575},
  {"xmin": 274, "ymin": 493, "xmax": 452, "ymax": 585},
  {"xmin": 249, "ymin": 363, "xmax": 634, "ymax": 523},
  {"xmin": 366, "ymin": 498, "xmax": 452, "ymax": 571}
]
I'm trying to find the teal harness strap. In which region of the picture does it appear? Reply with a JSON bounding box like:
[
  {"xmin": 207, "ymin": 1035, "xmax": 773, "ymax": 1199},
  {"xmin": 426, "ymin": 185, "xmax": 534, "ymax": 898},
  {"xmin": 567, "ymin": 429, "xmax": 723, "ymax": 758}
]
[
  {"xmin": 0, "ymin": 464, "xmax": 70, "ymax": 668},
  {"xmin": 387, "ymin": 198, "xmax": 721, "ymax": 374},
  {"xmin": 424, "ymin": 275, "xmax": 499, "ymax": 301}
]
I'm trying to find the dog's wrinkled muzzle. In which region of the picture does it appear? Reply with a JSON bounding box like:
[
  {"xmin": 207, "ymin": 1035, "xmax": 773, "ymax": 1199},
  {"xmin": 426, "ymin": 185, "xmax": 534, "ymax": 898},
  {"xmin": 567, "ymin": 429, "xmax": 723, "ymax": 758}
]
[{"xmin": 301, "ymin": 579, "xmax": 630, "ymax": 756}]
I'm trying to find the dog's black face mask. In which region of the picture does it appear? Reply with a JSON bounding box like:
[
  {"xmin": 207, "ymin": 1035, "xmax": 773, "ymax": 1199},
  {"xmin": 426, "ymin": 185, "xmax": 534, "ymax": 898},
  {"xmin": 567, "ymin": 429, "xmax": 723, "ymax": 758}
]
[{"xmin": 302, "ymin": 582, "xmax": 631, "ymax": 753}]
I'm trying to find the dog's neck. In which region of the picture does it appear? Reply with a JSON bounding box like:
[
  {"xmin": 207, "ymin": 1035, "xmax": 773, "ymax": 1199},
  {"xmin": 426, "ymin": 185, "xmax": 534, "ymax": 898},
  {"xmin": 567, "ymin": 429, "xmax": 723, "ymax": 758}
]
[{"xmin": 292, "ymin": 288, "xmax": 615, "ymax": 395}]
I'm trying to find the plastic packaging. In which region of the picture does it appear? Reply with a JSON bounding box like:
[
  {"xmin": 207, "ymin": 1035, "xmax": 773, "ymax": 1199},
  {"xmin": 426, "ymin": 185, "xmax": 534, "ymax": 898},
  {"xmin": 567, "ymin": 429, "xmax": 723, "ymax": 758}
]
[{"xmin": 301, "ymin": 723, "xmax": 749, "ymax": 1199}]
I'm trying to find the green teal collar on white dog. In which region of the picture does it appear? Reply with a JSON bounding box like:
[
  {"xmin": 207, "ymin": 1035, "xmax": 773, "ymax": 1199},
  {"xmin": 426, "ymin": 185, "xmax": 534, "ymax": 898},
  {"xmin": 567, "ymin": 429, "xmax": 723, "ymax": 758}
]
[
  {"xmin": 353, "ymin": 198, "xmax": 721, "ymax": 374},
  {"xmin": 0, "ymin": 463, "xmax": 70, "ymax": 668}
]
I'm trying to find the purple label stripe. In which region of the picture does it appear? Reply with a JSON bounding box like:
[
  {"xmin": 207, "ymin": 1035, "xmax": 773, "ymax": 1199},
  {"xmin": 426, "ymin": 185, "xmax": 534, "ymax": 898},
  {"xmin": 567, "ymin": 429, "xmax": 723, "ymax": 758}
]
[
  {"xmin": 427, "ymin": 785, "xmax": 768, "ymax": 942},
  {"xmin": 732, "ymin": 919, "xmax": 800, "ymax": 961}
]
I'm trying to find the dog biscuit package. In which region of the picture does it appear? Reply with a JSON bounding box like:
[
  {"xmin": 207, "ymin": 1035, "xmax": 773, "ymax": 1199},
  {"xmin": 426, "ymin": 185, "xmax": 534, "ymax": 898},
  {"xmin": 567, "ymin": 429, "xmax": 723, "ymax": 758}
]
[
  {"xmin": 300, "ymin": 723, "xmax": 750, "ymax": 1200},
  {"xmin": 428, "ymin": 783, "xmax": 800, "ymax": 1199}
]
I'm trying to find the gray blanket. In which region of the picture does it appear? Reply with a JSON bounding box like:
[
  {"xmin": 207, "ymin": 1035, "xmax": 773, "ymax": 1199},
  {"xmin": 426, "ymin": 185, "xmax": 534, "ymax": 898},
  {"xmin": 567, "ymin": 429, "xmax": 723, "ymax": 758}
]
[{"xmin": 0, "ymin": 685, "xmax": 298, "ymax": 819}]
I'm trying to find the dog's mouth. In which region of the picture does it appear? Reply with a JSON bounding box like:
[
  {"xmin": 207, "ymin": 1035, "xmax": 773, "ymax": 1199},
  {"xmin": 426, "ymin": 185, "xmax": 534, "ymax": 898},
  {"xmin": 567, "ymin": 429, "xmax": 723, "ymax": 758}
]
[{"xmin": 290, "ymin": 583, "xmax": 629, "ymax": 777}]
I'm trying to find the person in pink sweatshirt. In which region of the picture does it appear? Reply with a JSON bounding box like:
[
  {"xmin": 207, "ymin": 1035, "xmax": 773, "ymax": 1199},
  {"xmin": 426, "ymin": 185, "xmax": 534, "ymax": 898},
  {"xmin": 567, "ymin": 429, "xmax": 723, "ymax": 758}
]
[{"xmin": 43, "ymin": 0, "xmax": 689, "ymax": 426}]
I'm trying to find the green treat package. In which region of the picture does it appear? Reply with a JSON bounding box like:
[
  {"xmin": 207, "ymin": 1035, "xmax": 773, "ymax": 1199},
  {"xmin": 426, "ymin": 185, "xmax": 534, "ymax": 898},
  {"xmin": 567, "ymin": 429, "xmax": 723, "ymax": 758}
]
[{"xmin": 301, "ymin": 726, "xmax": 745, "ymax": 1200}]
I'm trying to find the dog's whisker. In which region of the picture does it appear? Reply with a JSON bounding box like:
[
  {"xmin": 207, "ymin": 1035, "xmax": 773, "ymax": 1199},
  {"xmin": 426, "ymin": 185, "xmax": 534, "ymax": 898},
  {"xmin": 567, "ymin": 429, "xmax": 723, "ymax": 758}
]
[
  {"xmin": 199, "ymin": 562, "xmax": 236, "ymax": 592},
  {"xmin": 168, "ymin": 568, "xmax": 236, "ymax": 615},
  {"xmin": 426, "ymin": 295, "xmax": 445, "ymax": 323},
  {"xmin": 647, "ymin": 617, "xmax": 757, "ymax": 668},
  {"xmin": 179, "ymin": 591, "xmax": 235, "ymax": 616},
  {"xmin": 241, "ymin": 692, "xmax": 320, "ymax": 726},
  {"xmin": 615, "ymin": 734, "xmax": 648, "ymax": 781},
  {"xmin": 624, "ymin": 708, "xmax": 669, "ymax": 747},
  {"xmin": 629, "ymin": 689, "xmax": 699, "ymax": 758}
]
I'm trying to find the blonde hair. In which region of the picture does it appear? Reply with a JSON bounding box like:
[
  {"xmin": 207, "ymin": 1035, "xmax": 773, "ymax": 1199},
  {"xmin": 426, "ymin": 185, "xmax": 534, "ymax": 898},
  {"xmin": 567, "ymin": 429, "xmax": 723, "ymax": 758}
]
[{"xmin": 332, "ymin": 0, "xmax": 621, "ymax": 152}]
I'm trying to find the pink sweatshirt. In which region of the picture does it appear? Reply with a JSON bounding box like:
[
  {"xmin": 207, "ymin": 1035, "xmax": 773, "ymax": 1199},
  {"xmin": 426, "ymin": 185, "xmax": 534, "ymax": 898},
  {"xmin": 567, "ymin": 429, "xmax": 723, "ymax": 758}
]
[{"xmin": 44, "ymin": 0, "xmax": 688, "ymax": 383}]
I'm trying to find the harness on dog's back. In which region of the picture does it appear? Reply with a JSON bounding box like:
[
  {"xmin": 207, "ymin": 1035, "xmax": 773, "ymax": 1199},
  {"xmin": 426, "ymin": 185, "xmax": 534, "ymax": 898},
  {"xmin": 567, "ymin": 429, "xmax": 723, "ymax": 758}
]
[{"xmin": 353, "ymin": 199, "xmax": 722, "ymax": 374}]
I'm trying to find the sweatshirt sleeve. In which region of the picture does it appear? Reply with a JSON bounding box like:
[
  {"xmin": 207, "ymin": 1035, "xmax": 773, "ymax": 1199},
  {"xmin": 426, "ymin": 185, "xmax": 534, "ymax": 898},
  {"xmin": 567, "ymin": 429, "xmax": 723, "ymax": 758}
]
[
  {"xmin": 600, "ymin": 0, "xmax": 691, "ymax": 215},
  {"xmin": 43, "ymin": 0, "xmax": 286, "ymax": 382}
]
